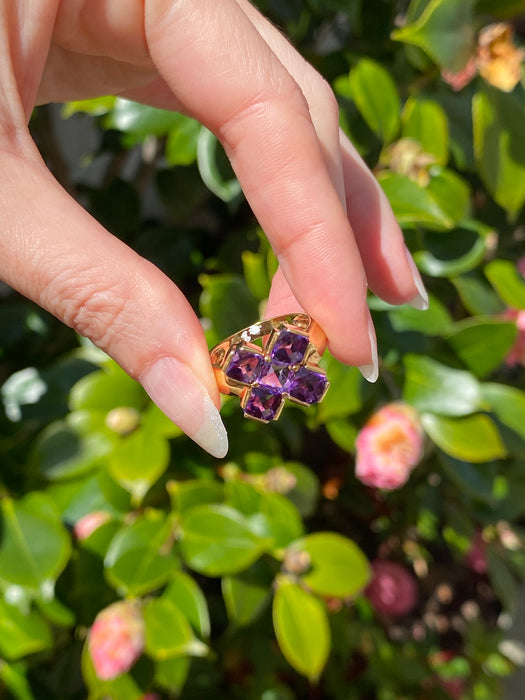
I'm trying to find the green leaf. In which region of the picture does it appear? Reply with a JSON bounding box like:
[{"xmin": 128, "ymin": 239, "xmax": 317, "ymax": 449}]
[
  {"xmin": 386, "ymin": 295, "xmax": 453, "ymax": 335},
  {"xmin": 485, "ymin": 259, "xmax": 525, "ymax": 310},
  {"xmin": 282, "ymin": 462, "xmax": 320, "ymax": 519},
  {"xmin": 154, "ymin": 656, "xmax": 191, "ymax": 695},
  {"xmin": 70, "ymin": 363, "xmax": 145, "ymax": 412},
  {"xmin": 347, "ymin": 59, "xmax": 400, "ymax": 143},
  {"xmin": 476, "ymin": 0, "xmax": 525, "ymax": 19},
  {"xmin": 295, "ymin": 532, "xmax": 370, "ymax": 599},
  {"xmin": 378, "ymin": 173, "xmax": 453, "ymax": 229},
  {"xmin": 0, "ymin": 660, "xmax": 35, "ymax": 700},
  {"xmin": 473, "ymin": 87, "xmax": 525, "ymax": 220},
  {"xmin": 199, "ymin": 274, "xmax": 259, "ymax": 344},
  {"xmin": 35, "ymin": 411, "xmax": 115, "ymax": 481},
  {"xmin": 104, "ymin": 512, "xmax": 178, "ymax": 596},
  {"xmin": 144, "ymin": 598, "xmax": 206, "ymax": 660},
  {"xmin": 447, "ymin": 318, "xmax": 517, "ymax": 377},
  {"xmin": 481, "ymin": 383, "xmax": 525, "ymax": 441},
  {"xmin": 242, "ymin": 250, "xmax": 271, "ymax": 301},
  {"xmin": 222, "ymin": 559, "xmax": 274, "ymax": 626},
  {"xmin": 273, "ymin": 577, "xmax": 330, "ymax": 681},
  {"xmin": 197, "ymin": 127, "xmax": 242, "ymax": 203},
  {"xmin": 0, "ymin": 495, "xmax": 71, "ymax": 595},
  {"xmin": 325, "ymin": 418, "xmax": 358, "ymax": 453},
  {"xmin": 109, "ymin": 429, "xmax": 170, "ymax": 505},
  {"xmin": 392, "ymin": 0, "xmax": 477, "ymax": 72},
  {"xmin": 163, "ymin": 571, "xmax": 210, "ymax": 639},
  {"xmin": 426, "ymin": 170, "xmax": 471, "ymax": 223},
  {"xmin": 414, "ymin": 233, "xmax": 487, "ymax": 277},
  {"xmin": 62, "ymin": 96, "xmax": 116, "ymax": 118},
  {"xmin": 401, "ymin": 97, "xmax": 449, "ymax": 164},
  {"xmin": 179, "ymin": 504, "xmax": 268, "ymax": 576},
  {"xmin": 165, "ymin": 115, "xmax": 201, "ymax": 166},
  {"xmin": 317, "ymin": 354, "xmax": 361, "ymax": 421},
  {"xmin": 403, "ymin": 354, "xmax": 482, "ymax": 416},
  {"xmin": 421, "ymin": 413, "xmax": 507, "ymax": 462},
  {"xmin": 108, "ymin": 99, "xmax": 181, "ymax": 139},
  {"xmin": 168, "ymin": 479, "xmax": 224, "ymax": 515},
  {"xmin": 251, "ymin": 492, "xmax": 305, "ymax": 550},
  {"xmin": 451, "ymin": 274, "xmax": 505, "ymax": 316},
  {"xmin": 0, "ymin": 600, "xmax": 52, "ymax": 660}
]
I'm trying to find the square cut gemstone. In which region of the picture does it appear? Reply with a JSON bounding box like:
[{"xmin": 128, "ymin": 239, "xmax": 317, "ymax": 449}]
[
  {"xmin": 287, "ymin": 367, "xmax": 328, "ymax": 404},
  {"xmin": 226, "ymin": 348, "xmax": 264, "ymax": 384},
  {"xmin": 244, "ymin": 386, "xmax": 283, "ymax": 421},
  {"xmin": 271, "ymin": 330, "xmax": 309, "ymax": 367},
  {"xmin": 258, "ymin": 361, "xmax": 291, "ymax": 390}
]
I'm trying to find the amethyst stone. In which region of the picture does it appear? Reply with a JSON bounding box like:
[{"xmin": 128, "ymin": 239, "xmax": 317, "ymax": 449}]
[
  {"xmin": 258, "ymin": 361, "xmax": 291, "ymax": 390},
  {"xmin": 244, "ymin": 386, "xmax": 283, "ymax": 421},
  {"xmin": 286, "ymin": 367, "xmax": 328, "ymax": 404},
  {"xmin": 271, "ymin": 330, "xmax": 309, "ymax": 367},
  {"xmin": 226, "ymin": 348, "xmax": 264, "ymax": 384}
]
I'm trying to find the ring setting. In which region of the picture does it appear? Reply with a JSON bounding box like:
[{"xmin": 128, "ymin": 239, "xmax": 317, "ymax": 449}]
[{"xmin": 210, "ymin": 313, "xmax": 329, "ymax": 423}]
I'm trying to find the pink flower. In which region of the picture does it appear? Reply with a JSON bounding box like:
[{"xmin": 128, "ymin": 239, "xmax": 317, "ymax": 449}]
[
  {"xmin": 74, "ymin": 511, "xmax": 111, "ymax": 541},
  {"xmin": 465, "ymin": 530, "xmax": 487, "ymax": 575},
  {"xmin": 88, "ymin": 600, "xmax": 145, "ymax": 680},
  {"xmin": 365, "ymin": 560, "xmax": 418, "ymax": 617},
  {"xmin": 503, "ymin": 308, "xmax": 525, "ymax": 367},
  {"xmin": 441, "ymin": 57, "xmax": 477, "ymax": 91},
  {"xmin": 355, "ymin": 403, "xmax": 424, "ymax": 490}
]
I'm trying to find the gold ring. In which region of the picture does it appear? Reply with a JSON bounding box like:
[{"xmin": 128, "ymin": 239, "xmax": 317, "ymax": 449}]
[{"xmin": 210, "ymin": 313, "xmax": 329, "ymax": 423}]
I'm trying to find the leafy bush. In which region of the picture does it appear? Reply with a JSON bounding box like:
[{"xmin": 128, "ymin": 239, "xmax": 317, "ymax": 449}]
[{"xmin": 2, "ymin": 0, "xmax": 525, "ymax": 698}]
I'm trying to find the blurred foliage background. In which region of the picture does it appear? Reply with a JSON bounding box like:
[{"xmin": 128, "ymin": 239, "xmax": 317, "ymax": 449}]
[{"xmin": 2, "ymin": 0, "xmax": 525, "ymax": 698}]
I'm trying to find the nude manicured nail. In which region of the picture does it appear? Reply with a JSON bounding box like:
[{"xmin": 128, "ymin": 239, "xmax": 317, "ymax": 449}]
[
  {"xmin": 405, "ymin": 246, "xmax": 429, "ymax": 311},
  {"xmin": 358, "ymin": 313, "xmax": 379, "ymax": 383},
  {"xmin": 141, "ymin": 356, "xmax": 228, "ymax": 459}
]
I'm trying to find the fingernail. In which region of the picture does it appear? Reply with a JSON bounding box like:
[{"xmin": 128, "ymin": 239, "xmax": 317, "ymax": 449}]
[
  {"xmin": 140, "ymin": 356, "xmax": 228, "ymax": 459},
  {"xmin": 358, "ymin": 313, "xmax": 379, "ymax": 383},
  {"xmin": 405, "ymin": 246, "xmax": 429, "ymax": 311}
]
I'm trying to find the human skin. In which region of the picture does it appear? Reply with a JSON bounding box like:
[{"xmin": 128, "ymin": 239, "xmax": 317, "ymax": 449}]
[{"xmin": 0, "ymin": 0, "xmax": 427, "ymax": 457}]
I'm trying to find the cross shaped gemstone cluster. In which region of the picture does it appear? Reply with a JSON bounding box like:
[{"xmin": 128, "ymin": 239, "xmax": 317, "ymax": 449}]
[{"xmin": 211, "ymin": 319, "xmax": 329, "ymax": 422}]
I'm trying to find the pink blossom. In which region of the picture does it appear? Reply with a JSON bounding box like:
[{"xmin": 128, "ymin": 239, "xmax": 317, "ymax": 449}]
[
  {"xmin": 74, "ymin": 511, "xmax": 111, "ymax": 541},
  {"xmin": 503, "ymin": 308, "xmax": 525, "ymax": 367},
  {"xmin": 355, "ymin": 403, "xmax": 424, "ymax": 490},
  {"xmin": 441, "ymin": 57, "xmax": 477, "ymax": 91},
  {"xmin": 364, "ymin": 560, "xmax": 418, "ymax": 617},
  {"xmin": 465, "ymin": 530, "xmax": 488, "ymax": 575},
  {"xmin": 88, "ymin": 600, "xmax": 145, "ymax": 680}
]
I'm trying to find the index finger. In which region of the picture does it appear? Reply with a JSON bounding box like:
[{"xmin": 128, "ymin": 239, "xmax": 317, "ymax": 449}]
[{"xmin": 145, "ymin": 0, "xmax": 372, "ymax": 368}]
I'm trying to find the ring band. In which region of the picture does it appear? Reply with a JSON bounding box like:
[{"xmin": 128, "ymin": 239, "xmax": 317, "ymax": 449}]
[{"xmin": 210, "ymin": 313, "xmax": 329, "ymax": 423}]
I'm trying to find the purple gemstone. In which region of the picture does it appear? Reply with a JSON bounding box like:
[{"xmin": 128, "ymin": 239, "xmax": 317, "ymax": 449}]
[
  {"xmin": 226, "ymin": 348, "xmax": 264, "ymax": 384},
  {"xmin": 258, "ymin": 361, "xmax": 291, "ymax": 390},
  {"xmin": 271, "ymin": 330, "xmax": 309, "ymax": 367},
  {"xmin": 244, "ymin": 386, "xmax": 283, "ymax": 421},
  {"xmin": 286, "ymin": 367, "xmax": 328, "ymax": 404}
]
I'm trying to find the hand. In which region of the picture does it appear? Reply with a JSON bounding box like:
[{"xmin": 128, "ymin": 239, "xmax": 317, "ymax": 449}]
[{"xmin": 0, "ymin": 0, "xmax": 427, "ymax": 457}]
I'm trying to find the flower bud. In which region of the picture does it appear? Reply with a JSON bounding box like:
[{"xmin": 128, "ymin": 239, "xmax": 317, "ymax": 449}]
[
  {"xmin": 74, "ymin": 511, "xmax": 111, "ymax": 541},
  {"xmin": 355, "ymin": 403, "xmax": 424, "ymax": 490},
  {"xmin": 465, "ymin": 530, "xmax": 487, "ymax": 575},
  {"xmin": 365, "ymin": 560, "xmax": 418, "ymax": 617},
  {"xmin": 88, "ymin": 600, "xmax": 145, "ymax": 680}
]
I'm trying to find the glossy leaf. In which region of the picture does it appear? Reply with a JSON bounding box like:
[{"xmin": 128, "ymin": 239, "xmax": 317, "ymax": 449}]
[
  {"xmin": 168, "ymin": 479, "xmax": 223, "ymax": 515},
  {"xmin": 199, "ymin": 273, "xmax": 259, "ymax": 343},
  {"xmin": 347, "ymin": 59, "xmax": 400, "ymax": 143},
  {"xmin": 386, "ymin": 295, "xmax": 453, "ymax": 336},
  {"xmin": 403, "ymin": 354, "xmax": 482, "ymax": 416},
  {"xmin": 155, "ymin": 656, "xmax": 191, "ymax": 695},
  {"xmin": 197, "ymin": 127, "xmax": 242, "ymax": 203},
  {"xmin": 222, "ymin": 559, "xmax": 274, "ymax": 627},
  {"xmin": 70, "ymin": 363, "xmax": 145, "ymax": 412},
  {"xmin": 481, "ymin": 383, "xmax": 525, "ymax": 441},
  {"xmin": 421, "ymin": 413, "xmax": 507, "ymax": 462},
  {"xmin": 484, "ymin": 259, "xmax": 525, "ymax": 310},
  {"xmin": 447, "ymin": 318, "xmax": 517, "ymax": 377},
  {"xmin": 295, "ymin": 532, "xmax": 370, "ymax": 598},
  {"xmin": 165, "ymin": 115, "xmax": 201, "ymax": 166},
  {"xmin": 392, "ymin": 0, "xmax": 477, "ymax": 72},
  {"xmin": 163, "ymin": 571, "xmax": 210, "ymax": 639},
  {"xmin": 144, "ymin": 598, "xmax": 206, "ymax": 660},
  {"xmin": 0, "ymin": 600, "xmax": 52, "ymax": 660},
  {"xmin": 273, "ymin": 577, "xmax": 330, "ymax": 681},
  {"xmin": 0, "ymin": 495, "xmax": 71, "ymax": 595},
  {"xmin": 108, "ymin": 99, "xmax": 181, "ymax": 138},
  {"xmin": 473, "ymin": 87, "xmax": 525, "ymax": 220},
  {"xmin": 426, "ymin": 170, "xmax": 471, "ymax": 223},
  {"xmin": 104, "ymin": 512, "xmax": 178, "ymax": 596},
  {"xmin": 179, "ymin": 504, "xmax": 268, "ymax": 576},
  {"xmin": 109, "ymin": 429, "xmax": 170, "ymax": 504},
  {"xmin": 378, "ymin": 173, "xmax": 453, "ymax": 229},
  {"xmin": 451, "ymin": 274, "xmax": 505, "ymax": 316},
  {"xmin": 317, "ymin": 354, "xmax": 361, "ymax": 421},
  {"xmin": 36, "ymin": 411, "xmax": 114, "ymax": 481},
  {"xmin": 401, "ymin": 97, "xmax": 449, "ymax": 164}
]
